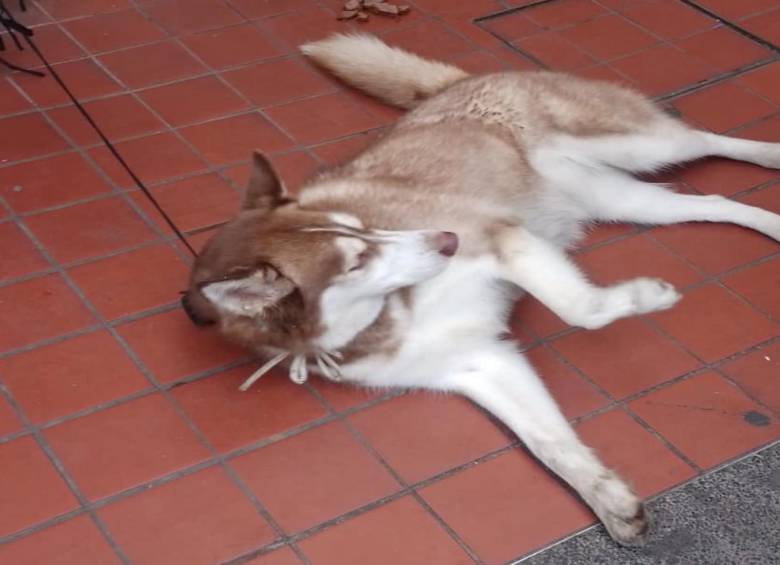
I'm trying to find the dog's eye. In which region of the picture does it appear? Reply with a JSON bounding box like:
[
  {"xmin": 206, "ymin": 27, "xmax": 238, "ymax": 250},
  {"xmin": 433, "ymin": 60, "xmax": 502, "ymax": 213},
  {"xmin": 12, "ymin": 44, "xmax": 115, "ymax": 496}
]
[{"xmin": 348, "ymin": 249, "xmax": 371, "ymax": 272}]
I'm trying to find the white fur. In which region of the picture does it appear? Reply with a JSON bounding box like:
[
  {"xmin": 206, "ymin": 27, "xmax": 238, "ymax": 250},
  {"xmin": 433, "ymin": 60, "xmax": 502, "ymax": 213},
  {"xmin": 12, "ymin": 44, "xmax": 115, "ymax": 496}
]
[
  {"xmin": 311, "ymin": 125, "xmax": 780, "ymax": 545},
  {"xmin": 328, "ymin": 212, "xmax": 364, "ymax": 229},
  {"xmin": 223, "ymin": 35, "xmax": 780, "ymax": 546},
  {"xmin": 301, "ymin": 33, "xmax": 468, "ymax": 109}
]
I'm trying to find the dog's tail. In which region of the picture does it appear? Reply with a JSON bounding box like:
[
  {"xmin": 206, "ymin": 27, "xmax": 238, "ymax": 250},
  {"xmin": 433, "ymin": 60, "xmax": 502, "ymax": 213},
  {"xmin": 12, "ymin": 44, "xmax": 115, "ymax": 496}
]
[{"xmin": 300, "ymin": 33, "xmax": 469, "ymax": 109}]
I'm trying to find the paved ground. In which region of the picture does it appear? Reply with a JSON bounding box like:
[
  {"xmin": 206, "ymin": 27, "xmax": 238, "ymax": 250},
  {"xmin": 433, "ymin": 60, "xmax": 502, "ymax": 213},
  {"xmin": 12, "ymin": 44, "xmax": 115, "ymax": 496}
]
[
  {"xmin": 523, "ymin": 440, "xmax": 780, "ymax": 565},
  {"xmin": 1, "ymin": 1, "xmax": 779, "ymax": 564}
]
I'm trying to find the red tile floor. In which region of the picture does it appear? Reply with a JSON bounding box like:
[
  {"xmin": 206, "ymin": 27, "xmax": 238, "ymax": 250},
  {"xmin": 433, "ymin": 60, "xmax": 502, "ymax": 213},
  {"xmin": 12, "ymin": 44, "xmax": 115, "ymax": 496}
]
[{"xmin": 1, "ymin": 0, "xmax": 779, "ymax": 563}]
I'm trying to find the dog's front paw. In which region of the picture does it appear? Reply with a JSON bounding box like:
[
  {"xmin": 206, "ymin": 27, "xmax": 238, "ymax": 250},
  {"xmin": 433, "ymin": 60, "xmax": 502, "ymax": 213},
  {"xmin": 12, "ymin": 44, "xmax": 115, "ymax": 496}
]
[{"xmin": 625, "ymin": 277, "xmax": 681, "ymax": 314}]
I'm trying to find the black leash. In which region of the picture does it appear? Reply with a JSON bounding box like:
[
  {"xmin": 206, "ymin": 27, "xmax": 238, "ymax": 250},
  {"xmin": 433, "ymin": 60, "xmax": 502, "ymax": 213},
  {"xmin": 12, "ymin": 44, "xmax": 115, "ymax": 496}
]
[{"xmin": 2, "ymin": 0, "xmax": 199, "ymax": 257}]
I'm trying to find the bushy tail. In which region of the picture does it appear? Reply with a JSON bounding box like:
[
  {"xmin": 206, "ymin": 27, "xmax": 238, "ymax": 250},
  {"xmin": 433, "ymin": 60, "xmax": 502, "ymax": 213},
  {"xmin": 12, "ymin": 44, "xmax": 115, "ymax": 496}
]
[{"xmin": 300, "ymin": 33, "xmax": 469, "ymax": 109}]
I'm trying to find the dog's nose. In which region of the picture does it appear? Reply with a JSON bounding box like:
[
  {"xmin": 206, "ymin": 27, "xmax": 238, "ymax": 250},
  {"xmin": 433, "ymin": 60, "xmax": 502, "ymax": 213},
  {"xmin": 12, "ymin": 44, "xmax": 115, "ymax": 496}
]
[{"xmin": 432, "ymin": 231, "xmax": 459, "ymax": 257}]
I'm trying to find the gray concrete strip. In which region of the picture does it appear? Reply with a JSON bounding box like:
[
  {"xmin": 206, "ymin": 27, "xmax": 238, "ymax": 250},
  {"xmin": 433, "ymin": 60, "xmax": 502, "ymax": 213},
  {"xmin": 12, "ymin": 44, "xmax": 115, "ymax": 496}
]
[{"xmin": 517, "ymin": 440, "xmax": 780, "ymax": 565}]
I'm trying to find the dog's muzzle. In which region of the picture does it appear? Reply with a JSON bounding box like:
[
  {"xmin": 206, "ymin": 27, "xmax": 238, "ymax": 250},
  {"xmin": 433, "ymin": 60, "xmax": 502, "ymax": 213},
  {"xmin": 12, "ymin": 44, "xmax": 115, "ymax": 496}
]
[{"xmin": 180, "ymin": 292, "xmax": 214, "ymax": 326}]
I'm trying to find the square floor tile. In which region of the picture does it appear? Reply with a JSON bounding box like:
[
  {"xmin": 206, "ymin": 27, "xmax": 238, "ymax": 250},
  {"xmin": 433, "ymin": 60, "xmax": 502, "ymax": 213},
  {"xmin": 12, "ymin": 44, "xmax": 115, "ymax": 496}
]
[
  {"xmin": 672, "ymin": 82, "xmax": 776, "ymax": 133},
  {"xmin": 0, "ymin": 152, "xmax": 112, "ymax": 213},
  {"xmin": 129, "ymin": 173, "xmax": 240, "ymax": 232},
  {"xmin": 576, "ymin": 234, "xmax": 702, "ymax": 289},
  {"xmin": 677, "ymin": 158, "xmax": 778, "ymax": 197},
  {"xmin": 45, "ymin": 393, "xmax": 209, "ymax": 499},
  {"xmin": 348, "ymin": 393, "xmax": 511, "ymax": 483},
  {"xmin": 551, "ymin": 318, "xmax": 700, "ymax": 398},
  {"xmin": 0, "ymin": 436, "xmax": 78, "ymax": 536},
  {"xmin": 738, "ymin": 61, "xmax": 780, "ymax": 106},
  {"xmin": 610, "ymin": 45, "xmax": 715, "ymax": 97},
  {"xmin": 576, "ymin": 409, "xmax": 695, "ymax": 497},
  {"xmin": 24, "ymin": 197, "xmax": 157, "ymax": 264},
  {"xmin": 231, "ymin": 421, "xmax": 399, "ymax": 532},
  {"xmin": 229, "ymin": 0, "xmax": 311, "ymax": 19},
  {"xmin": 36, "ymin": 0, "xmax": 131, "ymax": 19},
  {"xmin": 741, "ymin": 7, "xmax": 780, "ymax": 46},
  {"xmin": 98, "ymin": 41, "xmax": 207, "ymax": 89},
  {"xmin": 97, "ymin": 467, "xmax": 274, "ymax": 565},
  {"xmin": 0, "ymin": 330, "xmax": 149, "ymax": 424},
  {"xmin": 512, "ymin": 295, "xmax": 570, "ymax": 338},
  {"xmin": 630, "ymin": 372, "xmax": 780, "ymax": 469},
  {"xmin": 482, "ymin": 12, "xmax": 541, "ymax": 43},
  {"xmin": 0, "ymin": 397, "xmax": 22, "ymax": 437},
  {"xmin": 68, "ymin": 244, "xmax": 188, "ymax": 319},
  {"xmin": 737, "ymin": 112, "xmax": 780, "ymax": 142},
  {"xmin": 171, "ymin": 366, "xmax": 327, "ymax": 452},
  {"xmin": 0, "ymin": 222, "xmax": 48, "ymax": 281},
  {"xmin": 692, "ymin": 0, "xmax": 778, "ymax": 21},
  {"xmin": 116, "ymin": 309, "xmax": 245, "ymax": 383},
  {"xmin": 266, "ymin": 92, "xmax": 381, "ymax": 146},
  {"xmin": 88, "ymin": 132, "xmax": 207, "ymax": 187},
  {"xmin": 513, "ymin": 33, "xmax": 596, "ymax": 70},
  {"xmin": 420, "ymin": 449, "xmax": 594, "ymax": 564},
  {"xmin": 180, "ymin": 23, "xmax": 283, "ymax": 69},
  {"xmin": 0, "ymin": 114, "xmax": 68, "ymax": 162},
  {"xmin": 723, "ymin": 257, "xmax": 780, "ymax": 320},
  {"xmin": 0, "ymin": 274, "xmax": 95, "ymax": 353},
  {"xmin": 258, "ymin": 5, "xmax": 346, "ymax": 52},
  {"xmin": 0, "ymin": 24, "xmax": 84, "ymax": 69},
  {"xmin": 650, "ymin": 221, "xmax": 778, "ymax": 275},
  {"xmin": 47, "ymin": 95, "xmax": 165, "ymax": 147},
  {"xmin": 0, "ymin": 79, "xmax": 32, "ymax": 116},
  {"xmin": 0, "ymin": 515, "xmax": 119, "ymax": 565},
  {"xmin": 222, "ymin": 57, "xmax": 333, "ymax": 108},
  {"xmin": 616, "ymin": 0, "xmax": 714, "ymax": 40},
  {"xmin": 525, "ymin": 346, "xmax": 607, "ymax": 419},
  {"xmin": 138, "ymin": 76, "xmax": 249, "ymax": 126},
  {"xmin": 721, "ymin": 341, "xmax": 780, "ymax": 414},
  {"xmin": 383, "ymin": 20, "xmax": 475, "ymax": 61},
  {"xmin": 523, "ymin": 0, "xmax": 606, "ymax": 28},
  {"xmin": 139, "ymin": 0, "xmax": 243, "ymax": 34},
  {"xmin": 12, "ymin": 59, "xmax": 121, "ymax": 107},
  {"xmin": 63, "ymin": 8, "xmax": 166, "ymax": 53},
  {"xmin": 651, "ymin": 284, "xmax": 777, "ymax": 363},
  {"xmin": 562, "ymin": 15, "xmax": 658, "ymax": 60},
  {"xmin": 299, "ymin": 496, "xmax": 472, "ymax": 565},
  {"xmin": 677, "ymin": 27, "xmax": 773, "ymax": 73},
  {"xmin": 180, "ymin": 113, "xmax": 294, "ymax": 165}
]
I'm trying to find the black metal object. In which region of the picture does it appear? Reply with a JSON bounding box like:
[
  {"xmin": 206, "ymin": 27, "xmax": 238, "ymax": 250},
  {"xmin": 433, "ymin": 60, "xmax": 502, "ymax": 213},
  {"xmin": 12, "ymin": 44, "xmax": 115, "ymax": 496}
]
[{"xmin": 0, "ymin": 0, "xmax": 44, "ymax": 76}]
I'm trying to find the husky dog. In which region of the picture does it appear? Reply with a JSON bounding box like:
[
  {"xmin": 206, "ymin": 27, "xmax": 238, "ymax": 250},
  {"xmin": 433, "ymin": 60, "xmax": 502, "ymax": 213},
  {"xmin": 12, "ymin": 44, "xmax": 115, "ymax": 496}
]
[{"xmin": 182, "ymin": 34, "xmax": 780, "ymax": 545}]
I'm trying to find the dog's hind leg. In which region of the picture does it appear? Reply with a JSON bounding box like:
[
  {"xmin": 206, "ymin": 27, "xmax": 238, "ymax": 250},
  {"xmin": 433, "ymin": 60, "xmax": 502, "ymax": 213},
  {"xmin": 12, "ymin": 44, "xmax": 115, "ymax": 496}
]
[
  {"xmin": 539, "ymin": 125, "xmax": 780, "ymax": 174},
  {"xmin": 438, "ymin": 345, "xmax": 649, "ymax": 546},
  {"xmin": 495, "ymin": 226, "xmax": 680, "ymax": 329},
  {"xmin": 578, "ymin": 172, "xmax": 780, "ymax": 242}
]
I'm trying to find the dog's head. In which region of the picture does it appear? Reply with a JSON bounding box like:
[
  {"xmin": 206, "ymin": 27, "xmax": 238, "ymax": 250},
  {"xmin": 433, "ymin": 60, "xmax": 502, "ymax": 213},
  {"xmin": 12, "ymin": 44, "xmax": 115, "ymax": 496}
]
[{"xmin": 182, "ymin": 151, "xmax": 458, "ymax": 353}]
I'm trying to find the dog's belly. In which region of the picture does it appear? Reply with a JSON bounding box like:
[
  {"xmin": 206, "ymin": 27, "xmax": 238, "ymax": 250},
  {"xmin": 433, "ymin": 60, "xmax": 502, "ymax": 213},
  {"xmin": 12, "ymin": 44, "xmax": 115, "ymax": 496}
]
[{"xmin": 340, "ymin": 256, "xmax": 515, "ymax": 388}]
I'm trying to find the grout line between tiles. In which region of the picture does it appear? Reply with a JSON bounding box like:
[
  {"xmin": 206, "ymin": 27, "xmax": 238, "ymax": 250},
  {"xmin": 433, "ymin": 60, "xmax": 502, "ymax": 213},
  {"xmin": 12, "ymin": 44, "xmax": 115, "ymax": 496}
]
[
  {"xmin": 0, "ymin": 383, "xmax": 131, "ymax": 563},
  {"xmin": 3, "ymin": 3, "xmax": 778, "ymax": 562}
]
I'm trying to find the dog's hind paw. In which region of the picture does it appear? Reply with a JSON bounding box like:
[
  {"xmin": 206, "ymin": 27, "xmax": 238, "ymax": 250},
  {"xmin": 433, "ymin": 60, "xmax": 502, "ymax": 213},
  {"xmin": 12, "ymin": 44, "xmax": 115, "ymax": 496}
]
[{"xmin": 603, "ymin": 502, "xmax": 652, "ymax": 547}]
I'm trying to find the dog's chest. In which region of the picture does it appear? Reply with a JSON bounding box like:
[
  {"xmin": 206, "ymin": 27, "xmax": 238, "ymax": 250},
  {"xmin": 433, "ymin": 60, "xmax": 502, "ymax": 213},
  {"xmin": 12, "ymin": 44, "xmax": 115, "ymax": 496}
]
[{"xmin": 340, "ymin": 257, "xmax": 514, "ymax": 387}]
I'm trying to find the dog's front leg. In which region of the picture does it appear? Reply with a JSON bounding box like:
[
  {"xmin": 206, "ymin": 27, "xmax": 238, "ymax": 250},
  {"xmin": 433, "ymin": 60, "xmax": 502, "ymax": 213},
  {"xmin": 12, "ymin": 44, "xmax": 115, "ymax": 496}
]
[
  {"xmin": 437, "ymin": 344, "xmax": 649, "ymax": 546},
  {"xmin": 495, "ymin": 226, "xmax": 680, "ymax": 329}
]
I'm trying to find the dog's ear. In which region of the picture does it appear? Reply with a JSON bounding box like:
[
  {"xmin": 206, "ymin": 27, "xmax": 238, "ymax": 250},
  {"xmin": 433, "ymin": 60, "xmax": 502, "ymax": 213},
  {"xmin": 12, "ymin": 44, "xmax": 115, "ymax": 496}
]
[
  {"xmin": 242, "ymin": 151, "xmax": 291, "ymax": 212},
  {"xmin": 200, "ymin": 264, "xmax": 296, "ymax": 317}
]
